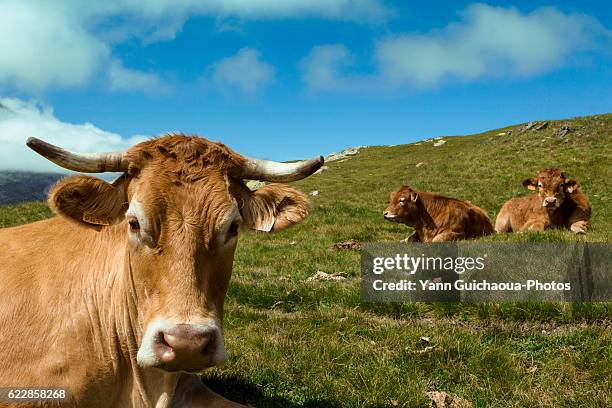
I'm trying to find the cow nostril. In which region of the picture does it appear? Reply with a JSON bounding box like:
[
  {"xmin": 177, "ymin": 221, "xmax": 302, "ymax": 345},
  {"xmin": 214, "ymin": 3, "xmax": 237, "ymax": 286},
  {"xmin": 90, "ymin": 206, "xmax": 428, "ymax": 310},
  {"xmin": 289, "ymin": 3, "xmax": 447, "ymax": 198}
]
[
  {"xmin": 162, "ymin": 332, "xmax": 174, "ymax": 349},
  {"xmin": 155, "ymin": 332, "xmax": 177, "ymax": 364},
  {"xmin": 198, "ymin": 332, "xmax": 214, "ymax": 356}
]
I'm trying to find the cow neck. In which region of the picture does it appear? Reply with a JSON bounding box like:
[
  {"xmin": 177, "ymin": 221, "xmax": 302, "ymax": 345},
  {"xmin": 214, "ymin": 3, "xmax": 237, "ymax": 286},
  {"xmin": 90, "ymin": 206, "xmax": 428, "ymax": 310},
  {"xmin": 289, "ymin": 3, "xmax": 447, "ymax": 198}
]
[{"xmin": 414, "ymin": 198, "xmax": 437, "ymax": 231}]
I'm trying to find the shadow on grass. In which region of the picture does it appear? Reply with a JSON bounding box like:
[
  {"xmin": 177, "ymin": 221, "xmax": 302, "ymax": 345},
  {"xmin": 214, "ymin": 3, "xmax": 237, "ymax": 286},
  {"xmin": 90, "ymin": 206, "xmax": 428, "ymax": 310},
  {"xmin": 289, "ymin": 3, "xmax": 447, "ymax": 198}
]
[
  {"xmin": 204, "ymin": 375, "xmax": 348, "ymax": 408},
  {"xmin": 228, "ymin": 276, "xmax": 611, "ymax": 323}
]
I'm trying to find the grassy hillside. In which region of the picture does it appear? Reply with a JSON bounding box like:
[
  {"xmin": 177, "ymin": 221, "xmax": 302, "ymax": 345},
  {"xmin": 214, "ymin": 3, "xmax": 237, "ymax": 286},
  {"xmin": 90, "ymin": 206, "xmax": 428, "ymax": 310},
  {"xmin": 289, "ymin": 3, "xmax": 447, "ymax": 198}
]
[{"xmin": 1, "ymin": 114, "xmax": 610, "ymax": 407}]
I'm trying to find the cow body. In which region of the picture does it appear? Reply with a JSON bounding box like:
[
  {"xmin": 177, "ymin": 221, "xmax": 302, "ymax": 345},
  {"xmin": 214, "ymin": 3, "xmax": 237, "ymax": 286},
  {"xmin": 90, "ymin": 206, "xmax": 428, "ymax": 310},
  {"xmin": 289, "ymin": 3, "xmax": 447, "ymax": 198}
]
[
  {"xmin": 384, "ymin": 186, "xmax": 494, "ymax": 242},
  {"xmin": 0, "ymin": 135, "xmax": 323, "ymax": 407},
  {"xmin": 495, "ymin": 168, "xmax": 591, "ymax": 234}
]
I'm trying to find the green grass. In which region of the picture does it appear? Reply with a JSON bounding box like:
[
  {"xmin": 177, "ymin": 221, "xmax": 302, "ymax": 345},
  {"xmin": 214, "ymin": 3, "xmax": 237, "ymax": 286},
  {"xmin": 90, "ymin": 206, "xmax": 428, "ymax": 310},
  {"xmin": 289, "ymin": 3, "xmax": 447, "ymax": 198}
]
[
  {"xmin": 1, "ymin": 114, "xmax": 610, "ymax": 407},
  {"xmin": 0, "ymin": 201, "xmax": 52, "ymax": 228}
]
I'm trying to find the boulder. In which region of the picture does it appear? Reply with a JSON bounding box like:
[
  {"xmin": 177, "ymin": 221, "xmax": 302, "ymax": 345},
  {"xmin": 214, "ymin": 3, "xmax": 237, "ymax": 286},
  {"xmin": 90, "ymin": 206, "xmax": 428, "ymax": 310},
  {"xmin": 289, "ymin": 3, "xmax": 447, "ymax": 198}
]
[{"xmin": 557, "ymin": 125, "xmax": 571, "ymax": 138}]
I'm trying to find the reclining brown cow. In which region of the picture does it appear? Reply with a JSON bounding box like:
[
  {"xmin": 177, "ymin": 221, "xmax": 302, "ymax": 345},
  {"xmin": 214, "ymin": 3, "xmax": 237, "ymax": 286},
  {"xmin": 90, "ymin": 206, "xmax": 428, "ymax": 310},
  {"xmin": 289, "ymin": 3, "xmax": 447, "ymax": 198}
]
[
  {"xmin": 383, "ymin": 185, "xmax": 494, "ymax": 242},
  {"xmin": 495, "ymin": 168, "xmax": 591, "ymax": 234},
  {"xmin": 0, "ymin": 135, "xmax": 323, "ymax": 408}
]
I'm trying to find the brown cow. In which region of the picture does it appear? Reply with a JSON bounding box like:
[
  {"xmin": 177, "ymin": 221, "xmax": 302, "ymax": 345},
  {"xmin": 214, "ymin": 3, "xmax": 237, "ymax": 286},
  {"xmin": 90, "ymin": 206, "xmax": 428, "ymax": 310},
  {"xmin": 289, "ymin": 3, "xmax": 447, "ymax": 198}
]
[
  {"xmin": 495, "ymin": 168, "xmax": 591, "ymax": 234},
  {"xmin": 0, "ymin": 135, "xmax": 323, "ymax": 408},
  {"xmin": 383, "ymin": 185, "xmax": 494, "ymax": 242}
]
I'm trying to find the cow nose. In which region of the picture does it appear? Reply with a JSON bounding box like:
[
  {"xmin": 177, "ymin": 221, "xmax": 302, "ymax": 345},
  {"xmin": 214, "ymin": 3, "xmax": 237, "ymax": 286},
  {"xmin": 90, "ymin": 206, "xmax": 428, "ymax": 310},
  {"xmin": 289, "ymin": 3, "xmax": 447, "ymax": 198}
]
[
  {"xmin": 156, "ymin": 324, "xmax": 215, "ymax": 367},
  {"xmin": 543, "ymin": 197, "xmax": 557, "ymax": 207}
]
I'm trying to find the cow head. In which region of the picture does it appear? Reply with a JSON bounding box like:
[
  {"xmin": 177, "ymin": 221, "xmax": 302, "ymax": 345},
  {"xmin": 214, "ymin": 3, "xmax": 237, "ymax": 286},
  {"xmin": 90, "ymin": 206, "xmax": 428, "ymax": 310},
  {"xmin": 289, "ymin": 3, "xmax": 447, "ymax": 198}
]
[
  {"xmin": 383, "ymin": 185, "xmax": 420, "ymax": 224},
  {"xmin": 27, "ymin": 135, "xmax": 323, "ymax": 373},
  {"xmin": 522, "ymin": 168, "xmax": 578, "ymax": 209}
]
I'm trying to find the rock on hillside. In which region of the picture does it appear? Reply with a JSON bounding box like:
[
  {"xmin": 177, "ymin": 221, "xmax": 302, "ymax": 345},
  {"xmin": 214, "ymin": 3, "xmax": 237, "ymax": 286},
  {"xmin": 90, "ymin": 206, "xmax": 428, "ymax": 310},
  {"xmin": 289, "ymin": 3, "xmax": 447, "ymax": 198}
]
[{"xmin": 325, "ymin": 146, "xmax": 364, "ymax": 162}]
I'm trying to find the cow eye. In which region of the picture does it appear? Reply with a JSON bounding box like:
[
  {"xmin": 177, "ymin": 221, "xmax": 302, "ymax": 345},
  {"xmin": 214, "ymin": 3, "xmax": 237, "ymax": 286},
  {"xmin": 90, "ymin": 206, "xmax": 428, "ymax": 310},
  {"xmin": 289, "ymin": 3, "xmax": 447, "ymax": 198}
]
[
  {"xmin": 228, "ymin": 222, "xmax": 239, "ymax": 236},
  {"xmin": 537, "ymin": 182, "xmax": 543, "ymax": 188},
  {"xmin": 128, "ymin": 218, "xmax": 140, "ymax": 232}
]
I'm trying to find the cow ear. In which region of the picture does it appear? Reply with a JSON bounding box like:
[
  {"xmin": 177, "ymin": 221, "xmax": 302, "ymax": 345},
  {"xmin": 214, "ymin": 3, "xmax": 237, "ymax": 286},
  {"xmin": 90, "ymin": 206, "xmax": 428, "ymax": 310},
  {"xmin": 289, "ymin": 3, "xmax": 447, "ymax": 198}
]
[
  {"xmin": 409, "ymin": 191, "xmax": 419, "ymax": 202},
  {"xmin": 563, "ymin": 179, "xmax": 578, "ymax": 193},
  {"xmin": 49, "ymin": 175, "xmax": 128, "ymax": 229},
  {"xmin": 241, "ymin": 184, "xmax": 310, "ymax": 232},
  {"xmin": 523, "ymin": 178, "xmax": 537, "ymax": 190}
]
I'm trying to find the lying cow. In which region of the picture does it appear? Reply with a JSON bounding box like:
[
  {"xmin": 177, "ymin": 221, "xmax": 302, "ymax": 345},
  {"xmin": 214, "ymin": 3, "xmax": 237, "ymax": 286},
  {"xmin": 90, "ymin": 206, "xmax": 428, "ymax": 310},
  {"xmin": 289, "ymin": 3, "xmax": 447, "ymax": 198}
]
[
  {"xmin": 495, "ymin": 168, "xmax": 591, "ymax": 234},
  {"xmin": 0, "ymin": 135, "xmax": 323, "ymax": 407},
  {"xmin": 383, "ymin": 185, "xmax": 494, "ymax": 242}
]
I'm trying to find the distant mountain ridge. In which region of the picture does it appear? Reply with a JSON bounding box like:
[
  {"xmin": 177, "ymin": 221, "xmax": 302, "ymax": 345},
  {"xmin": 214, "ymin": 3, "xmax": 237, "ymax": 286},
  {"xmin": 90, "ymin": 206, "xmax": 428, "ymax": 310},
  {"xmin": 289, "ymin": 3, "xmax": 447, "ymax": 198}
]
[{"xmin": 0, "ymin": 171, "xmax": 63, "ymax": 205}]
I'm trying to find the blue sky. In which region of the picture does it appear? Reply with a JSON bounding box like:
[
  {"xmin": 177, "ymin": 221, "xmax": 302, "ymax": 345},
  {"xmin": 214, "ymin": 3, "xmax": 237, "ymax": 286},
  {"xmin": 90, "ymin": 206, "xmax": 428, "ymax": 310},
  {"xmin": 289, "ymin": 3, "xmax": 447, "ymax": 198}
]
[{"xmin": 0, "ymin": 1, "xmax": 610, "ymax": 172}]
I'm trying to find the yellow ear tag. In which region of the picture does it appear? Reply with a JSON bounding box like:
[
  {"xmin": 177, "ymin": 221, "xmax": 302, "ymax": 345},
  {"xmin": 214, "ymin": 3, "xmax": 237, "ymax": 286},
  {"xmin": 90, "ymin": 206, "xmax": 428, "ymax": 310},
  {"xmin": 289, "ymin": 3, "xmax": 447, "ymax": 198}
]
[
  {"xmin": 527, "ymin": 185, "xmax": 537, "ymax": 191},
  {"xmin": 83, "ymin": 213, "xmax": 110, "ymax": 226}
]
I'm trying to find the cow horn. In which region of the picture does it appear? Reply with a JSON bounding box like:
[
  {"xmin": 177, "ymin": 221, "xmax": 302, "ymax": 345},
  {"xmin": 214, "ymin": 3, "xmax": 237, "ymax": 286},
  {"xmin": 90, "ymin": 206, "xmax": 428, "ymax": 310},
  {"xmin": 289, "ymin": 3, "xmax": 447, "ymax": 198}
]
[
  {"xmin": 26, "ymin": 137, "xmax": 129, "ymax": 173},
  {"xmin": 239, "ymin": 155, "xmax": 325, "ymax": 182}
]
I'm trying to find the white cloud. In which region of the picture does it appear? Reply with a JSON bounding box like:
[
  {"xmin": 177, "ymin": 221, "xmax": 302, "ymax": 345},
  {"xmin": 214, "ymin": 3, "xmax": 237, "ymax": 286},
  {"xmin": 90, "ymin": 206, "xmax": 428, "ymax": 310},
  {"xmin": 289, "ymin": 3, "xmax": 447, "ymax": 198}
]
[
  {"xmin": 108, "ymin": 60, "xmax": 171, "ymax": 95},
  {"xmin": 96, "ymin": 0, "xmax": 391, "ymax": 24},
  {"xmin": 0, "ymin": 0, "xmax": 390, "ymax": 93},
  {"xmin": 302, "ymin": 4, "xmax": 609, "ymax": 92},
  {"xmin": 299, "ymin": 44, "xmax": 382, "ymax": 93},
  {"xmin": 376, "ymin": 4, "xmax": 601, "ymax": 86},
  {"xmin": 205, "ymin": 0, "xmax": 390, "ymax": 22},
  {"xmin": 0, "ymin": 98, "xmax": 145, "ymax": 172},
  {"xmin": 300, "ymin": 45, "xmax": 356, "ymax": 92},
  {"xmin": 0, "ymin": 2, "xmax": 108, "ymax": 92},
  {"xmin": 211, "ymin": 48, "xmax": 275, "ymax": 95}
]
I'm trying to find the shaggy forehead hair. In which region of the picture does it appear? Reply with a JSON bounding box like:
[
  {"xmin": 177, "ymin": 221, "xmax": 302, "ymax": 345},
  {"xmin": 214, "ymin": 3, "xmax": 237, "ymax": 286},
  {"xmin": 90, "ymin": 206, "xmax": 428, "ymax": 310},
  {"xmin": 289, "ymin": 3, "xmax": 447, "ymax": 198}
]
[
  {"xmin": 124, "ymin": 134, "xmax": 247, "ymax": 181},
  {"xmin": 120, "ymin": 135, "xmax": 250, "ymax": 248},
  {"xmin": 538, "ymin": 168, "xmax": 564, "ymax": 180}
]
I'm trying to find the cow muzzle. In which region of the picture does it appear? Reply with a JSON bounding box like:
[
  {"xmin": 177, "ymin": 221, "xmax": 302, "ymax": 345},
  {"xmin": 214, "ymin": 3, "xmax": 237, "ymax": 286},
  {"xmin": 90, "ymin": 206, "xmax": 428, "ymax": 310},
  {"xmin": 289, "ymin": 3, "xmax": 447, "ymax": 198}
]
[
  {"xmin": 542, "ymin": 197, "xmax": 558, "ymax": 208},
  {"xmin": 383, "ymin": 211, "xmax": 397, "ymax": 221},
  {"xmin": 137, "ymin": 320, "xmax": 227, "ymax": 372}
]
